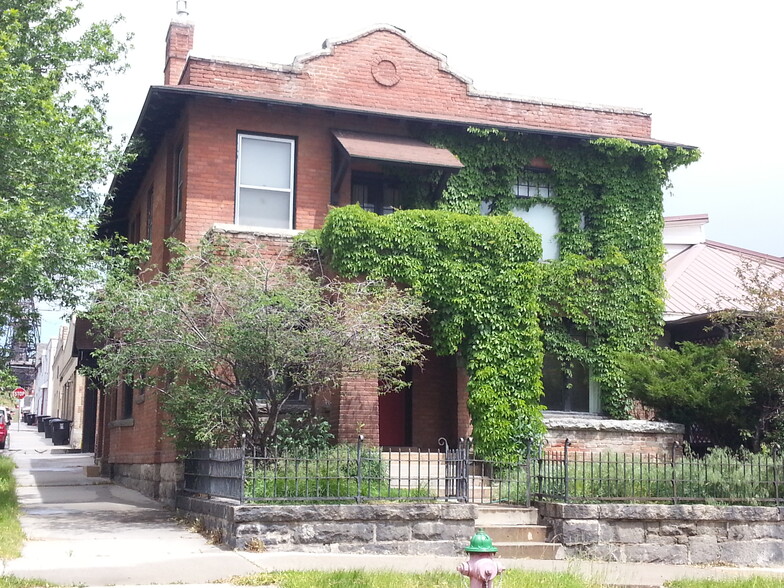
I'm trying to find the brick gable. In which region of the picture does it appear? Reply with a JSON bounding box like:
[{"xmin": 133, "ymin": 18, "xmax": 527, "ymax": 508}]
[{"xmin": 180, "ymin": 26, "xmax": 652, "ymax": 141}]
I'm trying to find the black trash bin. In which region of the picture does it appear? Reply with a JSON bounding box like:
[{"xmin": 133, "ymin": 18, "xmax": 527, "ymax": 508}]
[
  {"xmin": 44, "ymin": 417, "xmax": 57, "ymax": 439},
  {"xmin": 51, "ymin": 420, "xmax": 71, "ymax": 446},
  {"xmin": 27, "ymin": 414, "xmax": 36, "ymax": 426},
  {"xmin": 37, "ymin": 416, "xmax": 51, "ymax": 433}
]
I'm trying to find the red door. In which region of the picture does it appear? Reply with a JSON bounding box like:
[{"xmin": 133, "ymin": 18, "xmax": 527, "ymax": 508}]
[{"xmin": 378, "ymin": 389, "xmax": 410, "ymax": 447}]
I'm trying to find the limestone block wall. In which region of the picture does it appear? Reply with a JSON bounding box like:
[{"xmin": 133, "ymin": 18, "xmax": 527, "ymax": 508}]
[
  {"xmin": 544, "ymin": 416, "xmax": 685, "ymax": 455},
  {"xmin": 539, "ymin": 502, "xmax": 784, "ymax": 566},
  {"xmin": 176, "ymin": 497, "xmax": 477, "ymax": 554},
  {"xmin": 112, "ymin": 462, "xmax": 184, "ymax": 507}
]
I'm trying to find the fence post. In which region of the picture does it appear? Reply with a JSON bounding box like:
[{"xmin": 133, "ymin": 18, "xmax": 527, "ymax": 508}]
[
  {"xmin": 671, "ymin": 441, "xmax": 680, "ymax": 505},
  {"xmin": 563, "ymin": 439, "xmax": 571, "ymax": 503},
  {"xmin": 773, "ymin": 444, "xmax": 780, "ymax": 507},
  {"xmin": 356, "ymin": 435, "xmax": 364, "ymax": 504},
  {"xmin": 240, "ymin": 434, "xmax": 247, "ymax": 505},
  {"xmin": 537, "ymin": 442, "xmax": 544, "ymax": 501},
  {"xmin": 525, "ymin": 441, "xmax": 532, "ymax": 507},
  {"xmin": 461, "ymin": 437, "xmax": 472, "ymax": 503}
]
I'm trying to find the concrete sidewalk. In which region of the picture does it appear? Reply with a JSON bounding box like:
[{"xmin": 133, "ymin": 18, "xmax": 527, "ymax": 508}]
[
  {"xmin": 2, "ymin": 424, "xmax": 262, "ymax": 585},
  {"xmin": 3, "ymin": 423, "xmax": 784, "ymax": 587}
]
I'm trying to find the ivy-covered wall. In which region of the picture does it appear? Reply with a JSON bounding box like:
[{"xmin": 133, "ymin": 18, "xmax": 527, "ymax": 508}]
[{"xmin": 306, "ymin": 128, "xmax": 699, "ymax": 460}]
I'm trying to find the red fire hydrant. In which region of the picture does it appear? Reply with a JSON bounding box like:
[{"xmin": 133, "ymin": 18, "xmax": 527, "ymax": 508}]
[{"xmin": 457, "ymin": 529, "xmax": 504, "ymax": 587}]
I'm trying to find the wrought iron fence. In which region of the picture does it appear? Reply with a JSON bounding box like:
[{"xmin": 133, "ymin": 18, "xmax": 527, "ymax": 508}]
[
  {"xmin": 183, "ymin": 446, "xmax": 244, "ymax": 500},
  {"xmin": 182, "ymin": 437, "xmax": 784, "ymax": 506}
]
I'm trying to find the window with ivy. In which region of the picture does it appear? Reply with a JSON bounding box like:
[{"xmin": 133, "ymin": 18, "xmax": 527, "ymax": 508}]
[
  {"xmin": 541, "ymin": 354, "xmax": 601, "ymax": 414},
  {"xmin": 511, "ymin": 170, "xmax": 559, "ymax": 260}
]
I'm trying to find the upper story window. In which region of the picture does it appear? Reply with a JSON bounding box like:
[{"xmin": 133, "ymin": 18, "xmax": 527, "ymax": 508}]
[
  {"xmin": 236, "ymin": 134, "xmax": 295, "ymax": 229},
  {"xmin": 146, "ymin": 186, "xmax": 154, "ymax": 241},
  {"xmin": 174, "ymin": 144, "xmax": 184, "ymax": 220},
  {"xmin": 511, "ymin": 171, "xmax": 559, "ymax": 260}
]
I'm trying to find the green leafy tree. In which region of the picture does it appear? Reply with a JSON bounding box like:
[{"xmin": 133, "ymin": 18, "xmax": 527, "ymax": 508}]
[
  {"xmin": 0, "ymin": 0, "xmax": 128, "ymax": 334},
  {"xmin": 86, "ymin": 238, "xmax": 429, "ymax": 452},
  {"xmin": 621, "ymin": 260, "xmax": 784, "ymax": 451},
  {"xmin": 712, "ymin": 260, "xmax": 784, "ymax": 449},
  {"xmin": 0, "ymin": 365, "xmax": 18, "ymax": 405},
  {"xmin": 619, "ymin": 342, "xmax": 752, "ymax": 448}
]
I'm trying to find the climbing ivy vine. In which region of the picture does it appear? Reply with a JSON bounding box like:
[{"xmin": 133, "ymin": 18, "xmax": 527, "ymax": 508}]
[{"xmin": 302, "ymin": 127, "xmax": 699, "ymax": 460}]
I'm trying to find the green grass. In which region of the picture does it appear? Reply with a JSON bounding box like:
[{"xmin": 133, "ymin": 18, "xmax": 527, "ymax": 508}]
[
  {"xmin": 666, "ymin": 579, "xmax": 784, "ymax": 588},
  {"xmin": 0, "ymin": 577, "xmax": 59, "ymax": 588},
  {"xmin": 225, "ymin": 570, "xmax": 784, "ymax": 588},
  {"xmin": 0, "ymin": 456, "xmax": 24, "ymax": 559},
  {"xmin": 226, "ymin": 569, "xmax": 604, "ymax": 588}
]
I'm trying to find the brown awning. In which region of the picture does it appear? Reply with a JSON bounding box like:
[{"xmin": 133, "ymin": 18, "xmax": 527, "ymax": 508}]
[{"xmin": 332, "ymin": 130, "xmax": 463, "ymax": 169}]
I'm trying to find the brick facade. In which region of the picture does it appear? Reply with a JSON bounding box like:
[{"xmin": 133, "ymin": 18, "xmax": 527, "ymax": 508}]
[
  {"xmin": 99, "ymin": 20, "xmax": 674, "ymax": 499},
  {"xmin": 181, "ymin": 28, "xmax": 652, "ymax": 141}
]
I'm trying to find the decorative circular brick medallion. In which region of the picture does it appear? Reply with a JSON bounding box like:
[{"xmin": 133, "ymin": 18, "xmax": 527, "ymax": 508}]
[{"xmin": 372, "ymin": 59, "xmax": 400, "ymax": 87}]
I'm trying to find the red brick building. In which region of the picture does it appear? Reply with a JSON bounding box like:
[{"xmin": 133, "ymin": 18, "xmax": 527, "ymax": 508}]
[{"xmin": 98, "ymin": 15, "xmax": 682, "ymax": 500}]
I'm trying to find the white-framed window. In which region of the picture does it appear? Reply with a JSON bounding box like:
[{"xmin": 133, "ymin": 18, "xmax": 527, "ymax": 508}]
[
  {"xmin": 236, "ymin": 134, "xmax": 295, "ymax": 229},
  {"xmin": 541, "ymin": 354, "xmax": 601, "ymax": 414},
  {"xmin": 512, "ymin": 172, "xmax": 559, "ymax": 260}
]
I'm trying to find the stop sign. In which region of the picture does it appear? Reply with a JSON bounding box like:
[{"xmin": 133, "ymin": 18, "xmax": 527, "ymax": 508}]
[{"xmin": 13, "ymin": 387, "xmax": 26, "ymax": 399}]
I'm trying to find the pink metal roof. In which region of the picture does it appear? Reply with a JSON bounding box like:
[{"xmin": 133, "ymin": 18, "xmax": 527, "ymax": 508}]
[{"xmin": 664, "ymin": 240, "xmax": 784, "ymax": 322}]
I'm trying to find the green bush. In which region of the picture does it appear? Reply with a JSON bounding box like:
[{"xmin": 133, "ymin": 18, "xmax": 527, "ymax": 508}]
[
  {"xmin": 485, "ymin": 447, "xmax": 784, "ymax": 505},
  {"xmin": 244, "ymin": 444, "xmax": 432, "ymax": 502},
  {"xmin": 269, "ymin": 412, "xmax": 333, "ymax": 456},
  {"xmin": 619, "ymin": 342, "xmax": 752, "ymax": 448}
]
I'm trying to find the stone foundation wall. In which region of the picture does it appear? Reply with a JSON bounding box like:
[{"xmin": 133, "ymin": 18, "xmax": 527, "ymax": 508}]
[
  {"xmin": 176, "ymin": 497, "xmax": 477, "ymax": 554},
  {"xmin": 539, "ymin": 502, "xmax": 784, "ymax": 566},
  {"xmin": 544, "ymin": 416, "xmax": 685, "ymax": 455},
  {"xmin": 111, "ymin": 462, "xmax": 184, "ymax": 507}
]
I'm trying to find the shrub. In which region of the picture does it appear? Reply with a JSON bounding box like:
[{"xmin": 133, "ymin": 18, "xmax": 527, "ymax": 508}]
[{"xmin": 244, "ymin": 444, "xmax": 432, "ymax": 502}]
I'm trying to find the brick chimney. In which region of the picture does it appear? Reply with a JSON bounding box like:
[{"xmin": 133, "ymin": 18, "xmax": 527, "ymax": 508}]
[{"xmin": 164, "ymin": 12, "xmax": 194, "ymax": 85}]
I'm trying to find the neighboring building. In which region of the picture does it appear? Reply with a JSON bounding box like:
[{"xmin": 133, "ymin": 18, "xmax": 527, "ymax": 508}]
[
  {"xmin": 49, "ymin": 324, "xmax": 69, "ymax": 420},
  {"xmin": 49, "ymin": 317, "xmax": 99, "ymax": 452},
  {"xmin": 31, "ymin": 336, "xmax": 59, "ymax": 418},
  {"xmin": 663, "ymin": 214, "xmax": 784, "ymax": 345},
  {"xmin": 98, "ymin": 12, "xmax": 691, "ymax": 499}
]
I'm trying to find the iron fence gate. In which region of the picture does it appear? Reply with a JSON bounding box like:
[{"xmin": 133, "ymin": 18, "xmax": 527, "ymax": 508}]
[{"xmin": 441, "ymin": 437, "xmax": 469, "ymax": 501}]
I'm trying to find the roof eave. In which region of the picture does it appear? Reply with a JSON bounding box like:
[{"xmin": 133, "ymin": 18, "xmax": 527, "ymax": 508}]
[{"xmin": 100, "ymin": 84, "xmax": 696, "ymax": 236}]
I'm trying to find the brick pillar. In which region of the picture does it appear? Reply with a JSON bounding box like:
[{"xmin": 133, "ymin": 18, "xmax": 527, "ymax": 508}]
[
  {"xmin": 164, "ymin": 19, "xmax": 194, "ymax": 85},
  {"xmin": 334, "ymin": 373, "xmax": 380, "ymax": 446}
]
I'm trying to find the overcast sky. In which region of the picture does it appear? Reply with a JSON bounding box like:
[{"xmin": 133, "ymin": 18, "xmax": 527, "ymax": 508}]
[{"xmin": 39, "ymin": 0, "xmax": 783, "ymax": 340}]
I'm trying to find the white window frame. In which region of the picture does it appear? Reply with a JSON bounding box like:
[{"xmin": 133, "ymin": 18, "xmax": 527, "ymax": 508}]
[
  {"xmin": 588, "ymin": 373, "xmax": 601, "ymax": 414},
  {"xmin": 512, "ymin": 171, "xmax": 559, "ymax": 261},
  {"xmin": 235, "ymin": 134, "xmax": 295, "ymax": 229}
]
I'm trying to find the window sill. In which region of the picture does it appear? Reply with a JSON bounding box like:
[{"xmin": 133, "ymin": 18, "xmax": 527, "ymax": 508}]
[
  {"xmin": 109, "ymin": 418, "xmax": 135, "ymax": 429},
  {"xmin": 211, "ymin": 223, "xmax": 302, "ymax": 239}
]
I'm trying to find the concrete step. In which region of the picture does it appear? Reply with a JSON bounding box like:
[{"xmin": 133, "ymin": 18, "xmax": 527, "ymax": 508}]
[
  {"xmin": 475, "ymin": 505, "xmax": 539, "ymax": 525},
  {"xmin": 481, "ymin": 524, "xmax": 547, "ymax": 543},
  {"xmin": 494, "ymin": 541, "xmax": 564, "ymax": 560}
]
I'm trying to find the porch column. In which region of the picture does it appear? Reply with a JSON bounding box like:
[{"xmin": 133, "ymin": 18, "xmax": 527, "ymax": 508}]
[{"xmin": 333, "ymin": 373, "xmax": 380, "ymax": 446}]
